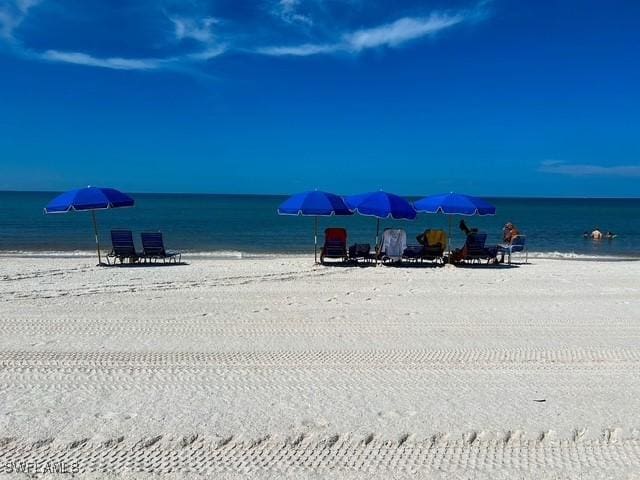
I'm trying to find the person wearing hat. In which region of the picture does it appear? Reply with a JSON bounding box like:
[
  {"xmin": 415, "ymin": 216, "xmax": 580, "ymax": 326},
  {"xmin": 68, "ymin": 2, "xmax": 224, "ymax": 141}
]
[
  {"xmin": 498, "ymin": 222, "xmax": 521, "ymax": 263},
  {"xmin": 502, "ymin": 222, "xmax": 520, "ymax": 243}
]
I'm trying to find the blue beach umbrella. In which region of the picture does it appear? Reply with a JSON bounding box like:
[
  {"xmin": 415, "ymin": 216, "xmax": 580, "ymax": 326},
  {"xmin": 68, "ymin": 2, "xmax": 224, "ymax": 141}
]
[
  {"xmin": 44, "ymin": 186, "xmax": 135, "ymax": 265},
  {"xmin": 413, "ymin": 192, "xmax": 496, "ymax": 216},
  {"xmin": 345, "ymin": 191, "xmax": 416, "ymax": 247},
  {"xmin": 277, "ymin": 190, "xmax": 353, "ymax": 263},
  {"xmin": 413, "ymin": 192, "xmax": 496, "ymax": 253}
]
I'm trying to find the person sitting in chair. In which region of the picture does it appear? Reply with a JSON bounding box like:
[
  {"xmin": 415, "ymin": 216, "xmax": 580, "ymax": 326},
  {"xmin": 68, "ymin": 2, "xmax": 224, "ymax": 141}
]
[
  {"xmin": 498, "ymin": 222, "xmax": 521, "ymax": 263},
  {"xmin": 459, "ymin": 219, "xmax": 478, "ymax": 236},
  {"xmin": 502, "ymin": 222, "xmax": 520, "ymax": 243},
  {"xmin": 450, "ymin": 220, "xmax": 480, "ymax": 262}
]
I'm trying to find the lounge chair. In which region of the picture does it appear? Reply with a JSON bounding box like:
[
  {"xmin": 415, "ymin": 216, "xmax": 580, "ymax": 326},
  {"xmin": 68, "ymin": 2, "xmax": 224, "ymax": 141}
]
[
  {"xmin": 498, "ymin": 235, "xmax": 527, "ymax": 264},
  {"xmin": 320, "ymin": 228, "xmax": 348, "ymax": 264},
  {"xmin": 348, "ymin": 243, "xmax": 374, "ymax": 264},
  {"xmin": 140, "ymin": 232, "xmax": 182, "ymax": 264},
  {"xmin": 402, "ymin": 229, "xmax": 447, "ymax": 264},
  {"xmin": 378, "ymin": 228, "xmax": 407, "ymax": 264},
  {"xmin": 106, "ymin": 229, "xmax": 139, "ymax": 264},
  {"xmin": 454, "ymin": 232, "xmax": 497, "ymax": 264}
]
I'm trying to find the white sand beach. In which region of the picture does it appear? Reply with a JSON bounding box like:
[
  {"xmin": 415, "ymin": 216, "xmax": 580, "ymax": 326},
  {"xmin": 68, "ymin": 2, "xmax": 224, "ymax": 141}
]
[{"xmin": 1, "ymin": 254, "xmax": 639, "ymax": 478}]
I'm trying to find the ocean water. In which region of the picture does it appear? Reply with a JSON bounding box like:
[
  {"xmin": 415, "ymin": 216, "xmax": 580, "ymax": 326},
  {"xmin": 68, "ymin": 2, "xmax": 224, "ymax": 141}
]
[{"xmin": 0, "ymin": 191, "xmax": 639, "ymax": 258}]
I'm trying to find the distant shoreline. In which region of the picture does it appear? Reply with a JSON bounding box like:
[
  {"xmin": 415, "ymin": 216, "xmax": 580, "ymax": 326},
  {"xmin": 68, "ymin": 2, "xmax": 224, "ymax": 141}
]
[
  {"xmin": 1, "ymin": 190, "xmax": 640, "ymax": 200},
  {"xmin": 1, "ymin": 250, "xmax": 639, "ymax": 262}
]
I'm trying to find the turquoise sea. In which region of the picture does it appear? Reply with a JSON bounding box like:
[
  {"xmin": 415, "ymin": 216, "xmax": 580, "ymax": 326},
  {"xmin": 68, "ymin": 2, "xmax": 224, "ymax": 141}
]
[{"xmin": 0, "ymin": 191, "xmax": 639, "ymax": 258}]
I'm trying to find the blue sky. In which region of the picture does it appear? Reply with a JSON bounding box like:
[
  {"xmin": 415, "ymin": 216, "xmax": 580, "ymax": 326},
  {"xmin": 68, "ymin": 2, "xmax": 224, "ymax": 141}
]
[{"xmin": 1, "ymin": 0, "xmax": 639, "ymax": 196}]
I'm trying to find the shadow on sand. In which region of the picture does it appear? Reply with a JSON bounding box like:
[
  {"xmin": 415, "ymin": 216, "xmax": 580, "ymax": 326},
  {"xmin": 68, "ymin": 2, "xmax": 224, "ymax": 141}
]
[
  {"xmin": 319, "ymin": 260, "xmax": 525, "ymax": 269},
  {"xmin": 100, "ymin": 262, "xmax": 189, "ymax": 268}
]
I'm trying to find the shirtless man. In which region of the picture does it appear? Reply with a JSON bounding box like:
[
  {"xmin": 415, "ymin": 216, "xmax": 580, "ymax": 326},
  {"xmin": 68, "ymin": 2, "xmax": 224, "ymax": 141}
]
[
  {"xmin": 499, "ymin": 222, "xmax": 521, "ymax": 263},
  {"xmin": 503, "ymin": 222, "xmax": 520, "ymax": 243}
]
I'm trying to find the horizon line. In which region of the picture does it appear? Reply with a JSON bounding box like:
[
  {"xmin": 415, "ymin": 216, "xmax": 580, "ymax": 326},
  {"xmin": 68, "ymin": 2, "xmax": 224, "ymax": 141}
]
[{"xmin": 1, "ymin": 189, "xmax": 639, "ymax": 200}]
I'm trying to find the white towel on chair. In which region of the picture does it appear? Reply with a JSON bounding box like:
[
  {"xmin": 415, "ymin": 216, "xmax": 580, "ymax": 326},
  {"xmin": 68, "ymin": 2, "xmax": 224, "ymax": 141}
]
[{"xmin": 381, "ymin": 229, "xmax": 407, "ymax": 260}]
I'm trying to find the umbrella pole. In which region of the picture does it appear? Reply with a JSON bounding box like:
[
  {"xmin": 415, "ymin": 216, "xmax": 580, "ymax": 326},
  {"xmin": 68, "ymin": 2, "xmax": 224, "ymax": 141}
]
[
  {"xmin": 448, "ymin": 216, "xmax": 452, "ymax": 255},
  {"xmin": 375, "ymin": 218, "xmax": 380, "ymax": 266},
  {"xmin": 314, "ymin": 216, "xmax": 318, "ymax": 264},
  {"xmin": 91, "ymin": 210, "xmax": 102, "ymax": 266}
]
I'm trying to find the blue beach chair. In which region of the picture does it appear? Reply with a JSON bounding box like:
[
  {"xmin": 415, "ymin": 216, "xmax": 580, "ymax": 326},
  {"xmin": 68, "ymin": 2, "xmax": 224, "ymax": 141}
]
[
  {"xmin": 455, "ymin": 232, "xmax": 497, "ymax": 264},
  {"xmin": 107, "ymin": 229, "xmax": 139, "ymax": 264},
  {"xmin": 499, "ymin": 235, "xmax": 527, "ymax": 264},
  {"xmin": 140, "ymin": 232, "xmax": 182, "ymax": 264},
  {"xmin": 348, "ymin": 243, "xmax": 374, "ymax": 264}
]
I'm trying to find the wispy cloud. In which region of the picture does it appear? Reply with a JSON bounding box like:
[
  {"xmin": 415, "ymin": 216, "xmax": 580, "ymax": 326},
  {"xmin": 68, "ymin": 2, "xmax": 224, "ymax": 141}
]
[
  {"xmin": 40, "ymin": 45, "xmax": 227, "ymax": 70},
  {"xmin": 539, "ymin": 161, "xmax": 640, "ymax": 177},
  {"xmin": 185, "ymin": 45, "xmax": 227, "ymax": 61},
  {"xmin": 259, "ymin": 11, "xmax": 469, "ymax": 56},
  {"xmin": 0, "ymin": 0, "xmax": 40, "ymax": 41},
  {"xmin": 1, "ymin": 1, "xmax": 489, "ymax": 72},
  {"xmin": 41, "ymin": 50, "xmax": 164, "ymax": 70},
  {"xmin": 38, "ymin": 11, "xmax": 226, "ymax": 71},
  {"xmin": 256, "ymin": 42, "xmax": 335, "ymax": 56},
  {"xmin": 346, "ymin": 14, "xmax": 464, "ymax": 50},
  {"xmin": 170, "ymin": 16, "xmax": 217, "ymax": 43},
  {"xmin": 272, "ymin": 0, "xmax": 312, "ymax": 26}
]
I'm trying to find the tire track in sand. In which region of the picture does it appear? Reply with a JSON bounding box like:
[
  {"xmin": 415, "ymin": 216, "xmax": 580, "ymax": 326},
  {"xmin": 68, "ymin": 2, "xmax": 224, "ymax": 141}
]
[
  {"xmin": 0, "ymin": 433, "xmax": 639, "ymax": 475},
  {"xmin": 2, "ymin": 348, "xmax": 640, "ymax": 369}
]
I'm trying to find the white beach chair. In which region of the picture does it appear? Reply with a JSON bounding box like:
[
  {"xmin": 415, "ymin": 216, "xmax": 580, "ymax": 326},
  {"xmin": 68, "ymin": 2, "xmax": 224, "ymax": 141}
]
[{"xmin": 379, "ymin": 228, "xmax": 407, "ymax": 262}]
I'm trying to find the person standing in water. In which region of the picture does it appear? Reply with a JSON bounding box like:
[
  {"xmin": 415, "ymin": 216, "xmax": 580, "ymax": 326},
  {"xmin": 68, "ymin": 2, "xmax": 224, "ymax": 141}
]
[{"xmin": 584, "ymin": 229, "xmax": 615, "ymax": 239}]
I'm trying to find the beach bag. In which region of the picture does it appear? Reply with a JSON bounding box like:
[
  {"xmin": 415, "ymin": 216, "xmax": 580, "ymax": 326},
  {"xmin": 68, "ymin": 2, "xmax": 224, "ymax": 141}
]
[
  {"xmin": 348, "ymin": 243, "xmax": 371, "ymax": 257},
  {"xmin": 403, "ymin": 245, "xmax": 423, "ymax": 258}
]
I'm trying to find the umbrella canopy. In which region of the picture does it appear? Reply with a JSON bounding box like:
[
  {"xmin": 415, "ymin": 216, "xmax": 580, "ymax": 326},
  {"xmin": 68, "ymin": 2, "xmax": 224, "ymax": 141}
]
[
  {"xmin": 344, "ymin": 191, "xmax": 416, "ymax": 220},
  {"xmin": 44, "ymin": 186, "xmax": 135, "ymax": 265},
  {"xmin": 277, "ymin": 190, "xmax": 352, "ymax": 216},
  {"xmin": 345, "ymin": 191, "xmax": 416, "ymax": 261},
  {"xmin": 44, "ymin": 186, "xmax": 134, "ymax": 213},
  {"xmin": 277, "ymin": 191, "xmax": 353, "ymax": 263},
  {"xmin": 413, "ymin": 192, "xmax": 496, "ymax": 255},
  {"xmin": 413, "ymin": 192, "xmax": 495, "ymax": 216}
]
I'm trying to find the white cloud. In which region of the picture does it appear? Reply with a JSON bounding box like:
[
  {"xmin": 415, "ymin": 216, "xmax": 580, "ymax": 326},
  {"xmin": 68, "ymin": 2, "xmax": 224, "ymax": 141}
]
[
  {"xmin": 41, "ymin": 50, "xmax": 163, "ymax": 70},
  {"xmin": 0, "ymin": 0, "xmax": 41, "ymax": 41},
  {"xmin": 40, "ymin": 46, "xmax": 226, "ymax": 70},
  {"xmin": 0, "ymin": 2, "xmax": 489, "ymax": 72},
  {"xmin": 272, "ymin": 0, "xmax": 312, "ymax": 26},
  {"xmin": 186, "ymin": 45, "xmax": 226, "ymax": 61},
  {"xmin": 171, "ymin": 16, "xmax": 217, "ymax": 43},
  {"xmin": 256, "ymin": 42, "xmax": 336, "ymax": 56},
  {"xmin": 0, "ymin": 11, "xmax": 15, "ymax": 40},
  {"xmin": 539, "ymin": 161, "xmax": 640, "ymax": 177},
  {"xmin": 259, "ymin": 11, "xmax": 468, "ymax": 57},
  {"xmin": 16, "ymin": 0, "xmax": 40, "ymax": 11},
  {"xmin": 2, "ymin": 4, "xmax": 224, "ymax": 71},
  {"xmin": 37, "ymin": 12, "xmax": 226, "ymax": 72},
  {"xmin": 166, "ymin": 15, "xmax": 225, "ymax": 63},
  {"xmin": 345, "ymin": 14, "xmax": 463, "ymax": 51}
]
